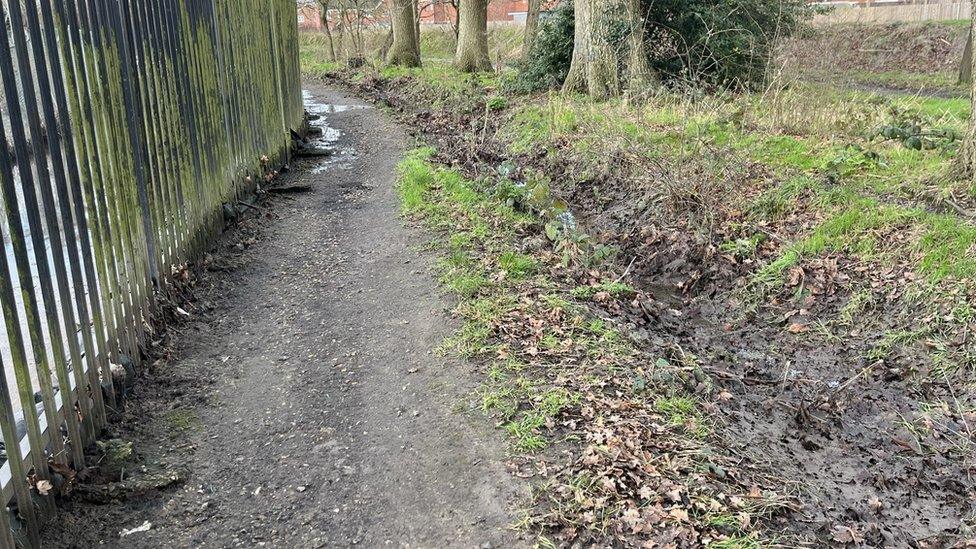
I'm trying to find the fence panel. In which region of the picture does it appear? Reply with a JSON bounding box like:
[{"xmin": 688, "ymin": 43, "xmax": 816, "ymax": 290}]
[
  {"xmin": 813, "ymin": 1, "xmax": 972, "ymax": 24},
  {"xmin": 0, "ymin": 0, "xmax": 304, "ymax": 546}
]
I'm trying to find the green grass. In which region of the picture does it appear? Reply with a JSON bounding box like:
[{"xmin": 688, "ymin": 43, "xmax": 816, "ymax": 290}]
[
  {"xmin": 498, "ymin": 250, "xmax": 536, "ymax": 280},
  {"xmin": 655, "ymin": 396, "xmax": 709, "ymax": 438},
  {"xmin": 756, "ymin": 197, "xmax": 976, "ymax": 286},
  {"xmin": 570, "ymin": 281, "xmax": 637, "ymax": 300},
  {"xmin": 395, "ymin": 149, "xmax": 654, "ymax": 457},
  {"xmin": 513, "ymin": 84, "xmax": 969, "ymax": 291}
]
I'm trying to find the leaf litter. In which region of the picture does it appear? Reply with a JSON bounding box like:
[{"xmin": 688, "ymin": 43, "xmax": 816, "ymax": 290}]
[{"xmin": 320, "ymin": 67, "xmax": 976, "ymax": 546}]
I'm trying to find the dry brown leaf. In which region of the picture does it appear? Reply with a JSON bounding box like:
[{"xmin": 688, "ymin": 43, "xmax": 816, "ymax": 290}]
[
  {"xmin": 868, "ymin": 495, "xmax": 883, "ymax": 514},
  {"xmin": 831, "ymin": 524, "xmax": 864, "ymax": 544},
  {"xmin": 787, "ymin": 322, "xmax": 808, "ymax": 334}
]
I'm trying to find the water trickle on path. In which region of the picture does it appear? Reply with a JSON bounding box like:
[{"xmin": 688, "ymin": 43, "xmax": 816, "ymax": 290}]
[{"xmin": 301, "ymin": 89, "xmax": 369, "ymax": 174}]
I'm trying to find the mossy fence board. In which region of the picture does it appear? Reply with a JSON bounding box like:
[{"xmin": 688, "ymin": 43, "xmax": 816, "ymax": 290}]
[{"xmin": 0, "ymin": 0, "xmax": 303, "ymax": 546}]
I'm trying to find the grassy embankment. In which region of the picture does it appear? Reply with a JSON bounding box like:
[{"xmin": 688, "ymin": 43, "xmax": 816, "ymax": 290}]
[
  {"xmin": 300, "ymin": 25, "xmax": 975, "ymax": 546},
  {"xmin": 783, "ymin": 19, "xmax": 970, "ymax": 96},
  {"xmin": 305, "ymin": 29, "xmax": 974, "ymax": 358}
]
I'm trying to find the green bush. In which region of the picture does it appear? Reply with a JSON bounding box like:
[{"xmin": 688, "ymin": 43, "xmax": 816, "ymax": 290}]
[
  {"xmin": 512, "ymin": 0, "xmax": 810, "ymax": 93},
  {"xmin": 504, "ymin": 2, "xmax": 576, "ymax": 94}
]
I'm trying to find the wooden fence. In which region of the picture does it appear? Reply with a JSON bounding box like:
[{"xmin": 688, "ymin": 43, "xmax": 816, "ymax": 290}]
[
  {"xmin": 0, "ymin": 0, "xmax": 303, "ymax": 546},
  {"xmin": 813, "ymin": 1, "xmax": 971, "ymax": 24}
]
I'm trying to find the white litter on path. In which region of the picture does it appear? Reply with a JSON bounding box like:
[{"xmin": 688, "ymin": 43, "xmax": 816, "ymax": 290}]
[{"xmin": 120, "ymin": 521, "xmax": 152, "ymax": 537}]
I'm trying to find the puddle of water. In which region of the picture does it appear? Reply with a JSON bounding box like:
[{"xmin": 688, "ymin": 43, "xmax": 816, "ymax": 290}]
[{"xmin": 300, "ymin": 89, "xmax": 372, "ymax": 172}]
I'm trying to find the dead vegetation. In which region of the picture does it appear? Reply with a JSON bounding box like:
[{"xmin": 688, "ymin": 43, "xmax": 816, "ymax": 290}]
[{"xmin": 780, "ymin": 20, "xmax": 969, "ymax": 95}]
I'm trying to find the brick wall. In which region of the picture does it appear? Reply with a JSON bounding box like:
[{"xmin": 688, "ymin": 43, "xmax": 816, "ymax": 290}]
[{"xmin": 297, "ymin": 4, "xmax": 323, "ymax": 31}]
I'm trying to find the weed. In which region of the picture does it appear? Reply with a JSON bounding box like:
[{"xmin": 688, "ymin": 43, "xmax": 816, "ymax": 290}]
[
  {"xmin": 839, "ymin": 289, "xmax": 874, "ymax": 325},
  {"xmin": 719, "ymin": 236, "xmax": 762, "ymax": 259},
  {"xmin": 570, "ymin": 281, "xmax": 637, "ymax": 300},
  {"xmin": 655, "ymin": 396, "xmax": 709, "ymax": 438},
  {"xmin": 498, "ymin": 250, "xmax": 537, "ymax": 280},
  {"xmin": 486, "ymin": 95, "xmax": 508, "ymax": 111}
]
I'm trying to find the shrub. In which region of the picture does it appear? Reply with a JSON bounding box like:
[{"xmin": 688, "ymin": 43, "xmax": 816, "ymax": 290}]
[{"xmin": 504, "ymin": 2, "xmax": 576, "ymax": 94}]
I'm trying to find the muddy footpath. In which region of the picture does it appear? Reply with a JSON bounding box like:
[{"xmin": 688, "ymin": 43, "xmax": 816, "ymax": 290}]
[{"xmin": 41, "ymin": 82, "xmax": 528, "ymax": 548}]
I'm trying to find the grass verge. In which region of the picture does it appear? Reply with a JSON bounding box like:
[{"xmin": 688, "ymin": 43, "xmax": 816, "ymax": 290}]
[{"xmin": 395, "ymin": 148, "xmax": 791, "ymax": 546}]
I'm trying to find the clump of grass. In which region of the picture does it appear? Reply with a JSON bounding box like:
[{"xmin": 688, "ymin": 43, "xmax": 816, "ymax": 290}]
[
  {"xmin": 570, "ymin": 281, "xmax": 636, "ymax": 300},
  {"xmin": 498, "ymin": 250, "xmax": 536, "ymax": 280},
  {"xmin": 655, "ymin": 396, "xmax": 709, "ymax": 438}
]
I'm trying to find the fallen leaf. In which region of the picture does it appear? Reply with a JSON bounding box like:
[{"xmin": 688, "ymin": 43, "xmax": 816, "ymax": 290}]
[
  {"xmin": 787, "ymin": 323, "xmax": 808, "ymax": 334},
  {"xmin": 831, "ymin": 524, "xmax": 864, "ymax": 544},
  {"xmin": 668, "ymin": 507, "xmax": 689, "ymax": 522},
  {"xmin": 868, "ymin": 495, "xmax": 883, "ymax": 514},
  {"xmin": 35, "ymin": 480, "xmax": 52, "ymax": 496}
]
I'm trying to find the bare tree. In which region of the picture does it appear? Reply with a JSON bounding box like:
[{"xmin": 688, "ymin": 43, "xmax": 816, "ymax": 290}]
[
  {"xmin": 450, "ymin": 0, "xmax": 460, "ymax": 42},
  {"xmin": 316, "ymin": 0, "xmax": 337, "ymax": 62},
  {"xmin": 412, "ymin": 0, "xmax": 422, "ymax": 60},
  {"xmin": 563, "ymin": 0, "xmax": 657, "ymax": 98},
  {"xmin": 455, "ymin": 0, "xmax": 492, "ymax": 72}
]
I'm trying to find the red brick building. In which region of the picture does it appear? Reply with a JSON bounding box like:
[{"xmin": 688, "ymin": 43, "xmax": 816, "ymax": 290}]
[
  {"xmin": 420, "ymin": 1, "xmax": 538, "ymax": 24},
  {"xmin": 297, "ymin": 2, "xmax": 323, "ymax": 31},
  {"xmin": 297, "ymin": 0, "xmax": 554, "ymax": 31}
]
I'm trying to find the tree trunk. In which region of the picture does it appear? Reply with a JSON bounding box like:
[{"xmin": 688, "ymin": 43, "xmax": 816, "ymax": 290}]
[
  {"xmin": 317, "ymin": 0, "xmax": 336, "ymax": 62},
  {"xmin": 454, "ymin": 0, "xmax": 492, "ymax": 72},
  {"xmin": 958, "ymin": 4, "xmax": 976, "ymax": 177},
  {"xmin": 335, "ymin": 18, "xmax": 345, "ymax": 61},
  {"xmin": 378, "ymin": 27, "xmax": 395, "ymax": 62},
  {"xmin": 961, "ymin": 27, "xmax": 972, "ymax": 85},
  {"xmin": 523, "ymin": 0, "xmax": 542, "ymax": 60},
  {"xmin": 562, "ymin": 0, "xmax": 657, "ymax": 99},
  {"xmin": 624, "ymin": 0, "xmax": 655, "ymax": 92},
  {"xmin": 389, "ymin": 0, "xmax": 421, "ymax": 66},
  {"xmin": 413, "ymin": 0, "xmax": 422, "ymax": 60},
  {"xmin": 451, "ymin": 0, "xmax": 460, "ymax": 43}
]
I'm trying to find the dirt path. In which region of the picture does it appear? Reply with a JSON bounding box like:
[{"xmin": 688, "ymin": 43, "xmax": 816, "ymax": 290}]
[{"xmin": 43, "ymin": 82, "xmax": 525, "ymax": 548}]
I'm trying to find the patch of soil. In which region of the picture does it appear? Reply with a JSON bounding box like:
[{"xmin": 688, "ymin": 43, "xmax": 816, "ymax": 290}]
[{"xmin": 328, "ymin": 70, "xmax": 976, "ymax": 546}]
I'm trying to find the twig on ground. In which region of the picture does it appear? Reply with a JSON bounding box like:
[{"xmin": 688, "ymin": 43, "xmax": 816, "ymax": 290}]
[
  {"xmin": 614, "ymin": 256, "xmax": 637, "ymax": 284},
  {"xmin": 267, "ymin": 184, "xmax": 313, "ymax": 195},
  {"xmin": 237, "ymin": 201, "xmax": 265, "ymax": 213}
]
